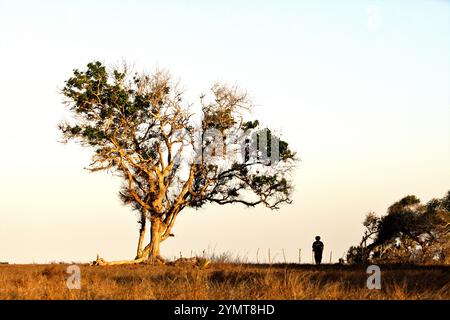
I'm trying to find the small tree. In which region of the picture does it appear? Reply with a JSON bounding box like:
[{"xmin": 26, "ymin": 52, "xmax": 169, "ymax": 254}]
[
  {"xmin": 347, "ymin": 192, "xmax": 450, "ymax": 264},
  {"xmin": 59, "ymin": 61, "xmax": 297, "ymax": 264}
]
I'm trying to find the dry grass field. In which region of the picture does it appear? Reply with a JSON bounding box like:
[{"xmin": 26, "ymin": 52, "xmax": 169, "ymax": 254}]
[{"xmin": 0, "ymin": 263, "xmax": 449, "ymax": 300}]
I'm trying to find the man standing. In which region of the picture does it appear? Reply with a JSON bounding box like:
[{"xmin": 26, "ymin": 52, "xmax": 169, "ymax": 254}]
[{"xmin": 312, "ymin": 236, "xmax": 324, "ymax": 265}]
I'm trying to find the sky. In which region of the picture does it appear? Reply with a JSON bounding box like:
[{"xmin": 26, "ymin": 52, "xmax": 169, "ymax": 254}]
[{"xmin": 0, "ymin": 0, "xmax": 449, "ymax": 264}]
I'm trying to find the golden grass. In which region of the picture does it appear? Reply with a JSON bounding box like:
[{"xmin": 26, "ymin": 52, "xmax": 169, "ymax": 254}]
[{"xmin": 0, "ymin": 263, "xmax": 448, "ymax": 300}]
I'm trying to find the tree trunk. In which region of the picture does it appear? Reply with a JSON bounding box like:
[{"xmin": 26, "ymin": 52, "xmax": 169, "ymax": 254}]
[
  {"xmin": 91, "ymin": 217, "xmax": 165, "ymax": 266},
  {"xmin": 91, "ymin": 213, "xmax": 177, "ymax": 266},
  {"xmin": 147, "ymin": 217, "xmax": 164, "ymax": 263},
  {"xmin": 135, "ymin": 212, "xmax": 147, "ymax": 259}
]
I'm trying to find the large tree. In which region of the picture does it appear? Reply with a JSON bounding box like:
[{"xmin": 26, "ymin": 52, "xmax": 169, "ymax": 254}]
[{"xmin": 60, "ymin": 61, "xmax": 297, "ymax": 264}]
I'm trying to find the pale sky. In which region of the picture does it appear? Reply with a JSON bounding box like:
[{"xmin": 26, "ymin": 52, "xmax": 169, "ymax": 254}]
[{"xmin": 0, "ymin": 0, "xmax": 449, "ymax": 264}]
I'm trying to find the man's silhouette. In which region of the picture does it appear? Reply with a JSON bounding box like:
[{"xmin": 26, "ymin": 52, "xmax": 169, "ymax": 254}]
[{"xmin": 312, "ymin": 236, "xmax": 324, "ymax": 265}]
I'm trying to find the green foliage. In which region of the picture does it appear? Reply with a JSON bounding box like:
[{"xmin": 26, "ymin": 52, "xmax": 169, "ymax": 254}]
[
  {"xmin": 387, "ymin": 195, "xmax": 421, "ymax": 215},
  {"xmin": 376, "ymin": 210, "xmax": 418, "ymax": 244},
  {"xmin": 250, "ymin": 175, "xmax": 289, "ymax": 196},
  {"xmin": 375, "ymin": 194, "xmax": 446, "ymax": 245},
  {"xmin": 373, "ymin": 195, "xmax": 421, "ymax": 244}
]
